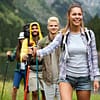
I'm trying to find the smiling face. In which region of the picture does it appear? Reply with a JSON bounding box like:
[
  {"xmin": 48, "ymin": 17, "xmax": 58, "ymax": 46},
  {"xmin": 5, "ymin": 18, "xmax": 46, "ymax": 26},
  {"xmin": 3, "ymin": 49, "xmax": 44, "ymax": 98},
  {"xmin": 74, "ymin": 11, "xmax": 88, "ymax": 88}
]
[
  {"xmin": 31, "ymin": 24, "xmax": 39, "ymax": 36},
  {"xmin": 47, "ymin": 20, "xmax": 59, "ymax": 35},
  {"xmin": 69, "ymin": 7, "xmax": 83, "ymax": 28}
]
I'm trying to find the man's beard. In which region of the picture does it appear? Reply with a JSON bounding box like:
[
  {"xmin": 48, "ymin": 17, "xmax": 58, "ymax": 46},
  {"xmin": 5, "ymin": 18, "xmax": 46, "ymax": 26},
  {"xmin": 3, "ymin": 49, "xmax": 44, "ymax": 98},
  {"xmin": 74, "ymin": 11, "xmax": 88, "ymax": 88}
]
[{"xmin": 32, "ymin": 32, "xmax": 39, "ymax": 37}]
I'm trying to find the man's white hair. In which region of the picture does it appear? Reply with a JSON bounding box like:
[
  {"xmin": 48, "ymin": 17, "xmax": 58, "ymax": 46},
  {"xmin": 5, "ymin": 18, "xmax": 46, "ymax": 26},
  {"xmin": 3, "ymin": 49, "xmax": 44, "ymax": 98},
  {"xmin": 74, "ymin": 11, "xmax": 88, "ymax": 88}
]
[{"xmin": 47, "ymin": 16, "xmax": 59, "ymax": 24}]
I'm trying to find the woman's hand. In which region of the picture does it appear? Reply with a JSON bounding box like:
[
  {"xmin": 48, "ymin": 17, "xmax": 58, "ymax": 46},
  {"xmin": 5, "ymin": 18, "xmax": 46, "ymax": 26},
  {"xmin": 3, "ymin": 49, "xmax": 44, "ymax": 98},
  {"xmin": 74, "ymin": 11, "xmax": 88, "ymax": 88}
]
[
  {"xmin": 93, "ymin": 80, "xmax": 100, "ymax": 92},
  {"xmin": 28, "ymin": 47, "xmax": 33, "ymax": 55},
  {"xmin": 22, "ymin": 54, "xmax": 28, "ymax": 62}
]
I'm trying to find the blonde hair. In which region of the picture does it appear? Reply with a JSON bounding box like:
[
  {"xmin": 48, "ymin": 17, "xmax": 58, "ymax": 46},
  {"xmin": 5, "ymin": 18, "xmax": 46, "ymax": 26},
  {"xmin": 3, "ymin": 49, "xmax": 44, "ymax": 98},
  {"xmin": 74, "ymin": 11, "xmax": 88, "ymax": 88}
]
[
  {"xmin": 47, "ymin": 16, "xmax": 59, "ymax": 25},
  {"xmin": 61, "ymin": 3, "xmax": 85, "ymax": 34}
]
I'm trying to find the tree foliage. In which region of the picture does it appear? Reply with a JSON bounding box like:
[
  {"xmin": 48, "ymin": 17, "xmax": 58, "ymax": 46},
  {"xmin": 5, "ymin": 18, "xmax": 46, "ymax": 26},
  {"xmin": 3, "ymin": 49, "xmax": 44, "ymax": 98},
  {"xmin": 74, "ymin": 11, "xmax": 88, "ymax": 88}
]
[
  {"xmin": 86, "ymin": 15, "xmax": 100, "ymax": 51},
  {"xmin": 0, "ymin": 0, "xmax": 100, "ymax": 52}
]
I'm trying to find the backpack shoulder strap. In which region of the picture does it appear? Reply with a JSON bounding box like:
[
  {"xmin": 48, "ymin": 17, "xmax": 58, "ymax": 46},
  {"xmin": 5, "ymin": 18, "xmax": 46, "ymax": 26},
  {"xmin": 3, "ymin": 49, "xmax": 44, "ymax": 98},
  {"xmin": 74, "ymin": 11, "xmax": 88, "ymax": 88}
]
[
  {"xmin": 61, "ymin": 35, "xmax": 64, "ymax": 49},
  {"xmin": 61, "ymin": 32, "xmax": 69, "ymax": 51},
  {"xmin": 84, "ymin": 28, "xmax": 91, "ymax": 44}
]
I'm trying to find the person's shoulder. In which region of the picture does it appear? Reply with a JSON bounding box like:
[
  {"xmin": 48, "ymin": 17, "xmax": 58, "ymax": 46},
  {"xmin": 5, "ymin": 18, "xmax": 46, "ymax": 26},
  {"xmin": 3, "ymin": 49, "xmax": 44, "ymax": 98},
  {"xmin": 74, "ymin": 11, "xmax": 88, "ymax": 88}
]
[
  {"xmin": 43, "ymin": 35, "xmax": 48, "ymax": 39},
  {"xmin": 38, "ymin": 35, "xmax": 48, "ymax": 46},
  {"xmin": 22, "ymin": 38, "xmax": 28, "ymax": 42},
  {"xmin": 85, "ymin": 27, "xmax": 96, "ymax": 41},
  {"xmin": 39, "ymin": 36, "xmax": 47, "ymax": 42},
  {"xmin": 85, "ymin": 27, "xmax": 93, "ymax": 32},
  {"xmin": 85, "ymin": 27, "xmax": 95, "ymax": 36}
]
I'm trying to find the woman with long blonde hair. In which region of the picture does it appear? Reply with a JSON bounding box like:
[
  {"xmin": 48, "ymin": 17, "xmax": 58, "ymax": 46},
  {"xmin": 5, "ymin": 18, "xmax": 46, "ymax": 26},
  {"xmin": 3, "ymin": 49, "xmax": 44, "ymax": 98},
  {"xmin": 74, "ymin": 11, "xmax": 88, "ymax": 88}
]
[{"xmin": 33, "ymin": 3, "xmax": 100, "ymax": 100}]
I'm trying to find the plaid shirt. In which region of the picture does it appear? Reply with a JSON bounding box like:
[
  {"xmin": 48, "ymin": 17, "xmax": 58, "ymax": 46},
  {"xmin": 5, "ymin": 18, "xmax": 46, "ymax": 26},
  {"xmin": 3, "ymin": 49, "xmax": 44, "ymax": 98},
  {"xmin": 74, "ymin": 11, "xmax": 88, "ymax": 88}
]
[{"xmin": 37, "ymin": 29, "xmax": 100, "ymax": 81}]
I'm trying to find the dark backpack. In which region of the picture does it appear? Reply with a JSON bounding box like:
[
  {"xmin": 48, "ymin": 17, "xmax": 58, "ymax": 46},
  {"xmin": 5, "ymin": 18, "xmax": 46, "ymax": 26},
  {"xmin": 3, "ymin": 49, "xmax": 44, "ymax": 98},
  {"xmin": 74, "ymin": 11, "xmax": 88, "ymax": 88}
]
[{"xmin": 23, "ymin": 23, "xmax": 30, "ymax": 38}]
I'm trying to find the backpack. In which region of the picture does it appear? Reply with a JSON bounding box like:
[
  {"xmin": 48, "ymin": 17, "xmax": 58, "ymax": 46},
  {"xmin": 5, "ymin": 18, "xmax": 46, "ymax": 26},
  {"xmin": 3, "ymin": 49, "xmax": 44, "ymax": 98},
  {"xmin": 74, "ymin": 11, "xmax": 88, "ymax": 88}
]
[
  {"xmin": 23, "ymin": 23, "xmax": 30, "ymax": 38},
  {"xmin": 61, "ymin": 28, "xmax": 91, "ymax": 51}
]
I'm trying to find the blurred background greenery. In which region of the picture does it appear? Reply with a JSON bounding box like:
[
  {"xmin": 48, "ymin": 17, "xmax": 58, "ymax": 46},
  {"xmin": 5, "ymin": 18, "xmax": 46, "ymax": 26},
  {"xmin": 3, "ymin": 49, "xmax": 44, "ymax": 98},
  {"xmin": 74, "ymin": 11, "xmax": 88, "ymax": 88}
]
[
  {"xmin": 0, "ymin": 0, "xmax": 100, "ymax": 52},
  {"xmin": 0, "ymin": 0, "xmax": 100, "ymax": 99}
]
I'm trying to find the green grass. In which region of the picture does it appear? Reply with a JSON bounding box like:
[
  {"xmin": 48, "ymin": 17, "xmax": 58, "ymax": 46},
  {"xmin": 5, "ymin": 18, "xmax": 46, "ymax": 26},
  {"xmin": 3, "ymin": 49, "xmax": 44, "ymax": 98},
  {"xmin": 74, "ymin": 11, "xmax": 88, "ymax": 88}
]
[
  {"xmin": 72, "ymin": 90, "xmax": 100, "ymax": 100},
  {"xmin": 0, "ymin": 80, "xmax": 24, "ymax": 100},
  {"xmin": 0, "ymin": 81, "xmax": 100, "ymax": 100}
]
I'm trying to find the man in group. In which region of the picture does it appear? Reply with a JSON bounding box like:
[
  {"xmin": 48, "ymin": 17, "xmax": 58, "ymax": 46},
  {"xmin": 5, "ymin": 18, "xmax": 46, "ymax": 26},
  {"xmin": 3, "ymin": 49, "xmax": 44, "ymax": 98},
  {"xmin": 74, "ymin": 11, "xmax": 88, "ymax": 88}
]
[
  {"xmin": 21, "ymin": 22, "xmax": 45, "ymax": 100},
  {"xmin": 37, "ymin": 16, "xmax": 61, "ymax": 100}
]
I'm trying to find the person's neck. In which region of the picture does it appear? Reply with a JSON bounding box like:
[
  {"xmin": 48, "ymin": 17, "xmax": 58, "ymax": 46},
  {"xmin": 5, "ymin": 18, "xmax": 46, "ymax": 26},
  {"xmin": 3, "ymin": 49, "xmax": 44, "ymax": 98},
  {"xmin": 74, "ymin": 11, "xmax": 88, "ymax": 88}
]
[
  {"xmin": 70, "ymin": 26, "xmax": 81, "ymax": 34},
  {"xmin": 32, "ymin": 35, "xmax": 39, "ymax": 42},
  {"xmin": 49, "ymin": 32, "xmax": 56, "ymax": 41}
]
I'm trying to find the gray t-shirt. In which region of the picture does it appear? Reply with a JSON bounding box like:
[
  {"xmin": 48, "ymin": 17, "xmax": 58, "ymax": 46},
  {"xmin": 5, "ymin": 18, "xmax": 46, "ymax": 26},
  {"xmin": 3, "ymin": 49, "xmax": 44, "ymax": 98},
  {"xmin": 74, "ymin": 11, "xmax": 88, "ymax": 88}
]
[{"xmin": 67, "ymin": 33, "xmax": 89, "ymax": 77}]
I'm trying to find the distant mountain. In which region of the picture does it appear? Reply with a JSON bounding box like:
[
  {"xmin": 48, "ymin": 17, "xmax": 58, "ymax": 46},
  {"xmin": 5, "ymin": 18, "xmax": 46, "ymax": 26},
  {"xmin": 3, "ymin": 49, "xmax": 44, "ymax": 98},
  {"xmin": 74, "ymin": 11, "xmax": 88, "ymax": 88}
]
[
  {"xmin": 13, "ymin": 0, "xmax": 100, "ymax": 26},
  {"xmin": 45, "ymin": 0, "xmax": 100, "ymax": 16}
]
